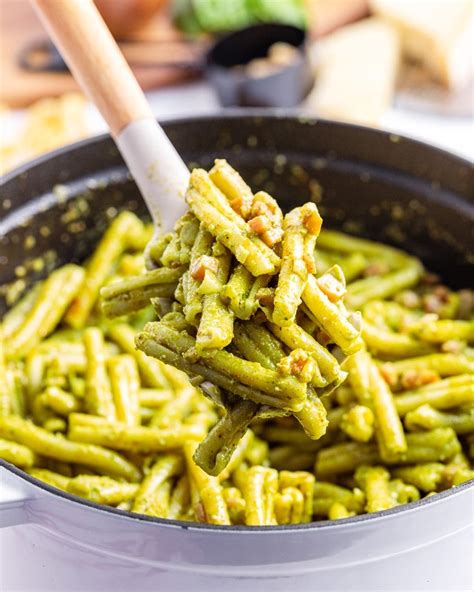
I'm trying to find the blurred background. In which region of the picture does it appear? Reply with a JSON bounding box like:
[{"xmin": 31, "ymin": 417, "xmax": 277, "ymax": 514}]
[{"xmin": 1, "ymin": 0, "xmax": 473, "ymax": 176}]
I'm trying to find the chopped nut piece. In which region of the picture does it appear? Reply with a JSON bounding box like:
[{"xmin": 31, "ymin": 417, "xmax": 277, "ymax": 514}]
[
  {"xmin": 422, "ymin": 294, "xmax": 444, "ymax": 314},
  {"xmin": 400, "ymin": 369, "xmax": 440, "ymax": 390},
  {"xmin": 379, "ymin": 364, "xmax": 398, "ymax": 389},
  {"xmin": 441, "ymin": 340, "xmax": 465, "ymax": 354},
  {"xmin": 190, "ymin": 255, "xmax": 219, "ymax": 281},
  {"xmin": 249, "ymin": 215, "xmax": 271, "ymax": 235},
  {"xmin": 317, "ymin": 273, "xmax": 347, "ymax": 303},
  {"xmin": 261, "ymin": 226, "xmax": 284, "ymax": 248},
  {"xmin": 303, "ymin": 209, "xmax": 323, "ymax": 235},
  {"xmin": 248, "ymin": 191, "xmax": 284, "ymax": 247},
  {"xmin": 250, "ymin": 191, "xmax": 282, "ymax": 222},
  {"xmin": 396, "ymin": 290, "xmax": 420, "ymax": 309},
  {"xmin": 230, "ymin": 196, "xmax": 244, "ymax": 215},
  {"xmin": 277, "ymin": 349, "xmax": 316, "ymax": 383},
  {"xmin": 363, "ymin": 262, "xmax": 390, "ymax": 277}
]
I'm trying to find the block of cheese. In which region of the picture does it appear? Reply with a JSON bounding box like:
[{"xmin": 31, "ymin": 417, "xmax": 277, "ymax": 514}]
[
  {"xmin": 306, "ymin": 17, "xmax": 400, "ymax": 126},
  {"xmin": 371, "ymin": 0, "xmax": 474, "ymax": 89}
]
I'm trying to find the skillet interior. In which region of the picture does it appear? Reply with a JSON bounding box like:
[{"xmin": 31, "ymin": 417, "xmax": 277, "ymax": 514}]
[{"xmin": 1, "ymin": 113, "xmax": 473, "ymax": 315}]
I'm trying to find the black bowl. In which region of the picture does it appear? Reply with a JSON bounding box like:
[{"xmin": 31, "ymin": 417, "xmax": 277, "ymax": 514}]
[{"xmin": 206, "ymin": 25, "xmax": 313, "ymax": 107}]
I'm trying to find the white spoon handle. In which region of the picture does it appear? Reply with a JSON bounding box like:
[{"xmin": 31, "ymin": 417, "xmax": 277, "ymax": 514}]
[
  {"xmin": 32, "ymin": 0, "xmax": 189, "ymax": 230},
  {"xmin": 116, "ymin": 119, "xmax": 189, "ymax": 229}
]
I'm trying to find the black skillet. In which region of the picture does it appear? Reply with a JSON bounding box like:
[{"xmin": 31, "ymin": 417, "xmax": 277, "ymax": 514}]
[{"xmin": 1, "ymin": 113, "xmax": 473, "ymax": 313}]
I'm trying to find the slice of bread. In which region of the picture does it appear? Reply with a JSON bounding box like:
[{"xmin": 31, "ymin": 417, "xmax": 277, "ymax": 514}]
[
  {"xmin": 371, "ymin": 0, "xmax": 474, "ymax": 89},
  {"xmin": 306, "ymin": 17, "xmax": 400, "ymax": 126}
]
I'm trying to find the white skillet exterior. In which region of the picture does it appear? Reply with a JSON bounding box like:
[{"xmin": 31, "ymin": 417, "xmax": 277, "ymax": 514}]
[{"xmin": 0, "ymin": 464, "xmax": 472, "ymax": 591}]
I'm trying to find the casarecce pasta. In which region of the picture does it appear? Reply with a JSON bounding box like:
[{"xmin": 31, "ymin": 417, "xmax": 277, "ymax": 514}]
[{"xmin": 1, "ymin": 160, "xmax": 473, "ymax": 525}]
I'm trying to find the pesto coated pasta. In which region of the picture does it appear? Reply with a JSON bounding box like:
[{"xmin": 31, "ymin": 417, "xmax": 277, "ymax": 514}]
[{"xmin": 0, "ymin": 162, "xmax": 473, "ymax": 526}]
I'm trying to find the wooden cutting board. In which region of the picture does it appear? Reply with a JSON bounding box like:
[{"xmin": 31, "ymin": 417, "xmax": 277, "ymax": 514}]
[{"xmin": 0, "ymin": 0, "xmax": 205, "ymax": 107}]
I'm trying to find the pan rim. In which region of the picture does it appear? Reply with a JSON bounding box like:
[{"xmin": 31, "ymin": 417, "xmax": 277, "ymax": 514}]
[
  {"xmin": 1, "ymin": 109, "xmax": 473, "ymax": 188},
  {"xmin": 1, "ymin": 459, "xmax": 473, "ymax": 533}
]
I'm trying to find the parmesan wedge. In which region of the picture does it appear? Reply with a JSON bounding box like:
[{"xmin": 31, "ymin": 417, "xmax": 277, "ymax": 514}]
[
  {"xmin": 306, "ymin": 17, "xmax": 400, "ymax": 126},
  {"xmin": 371, "ymin": 0, "xmax": 474, "ymax": 89}
]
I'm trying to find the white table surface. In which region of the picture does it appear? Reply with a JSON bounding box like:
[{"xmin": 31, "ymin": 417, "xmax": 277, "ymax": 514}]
[{"xmin": 2, "ymin": 79, "xmax": 473, "ymax": 162}]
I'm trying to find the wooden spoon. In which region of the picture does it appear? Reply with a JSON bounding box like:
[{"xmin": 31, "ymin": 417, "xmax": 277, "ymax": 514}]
[{"xmin": 32, "ymin": 0, "xmax": 190, "ymax": 232}]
